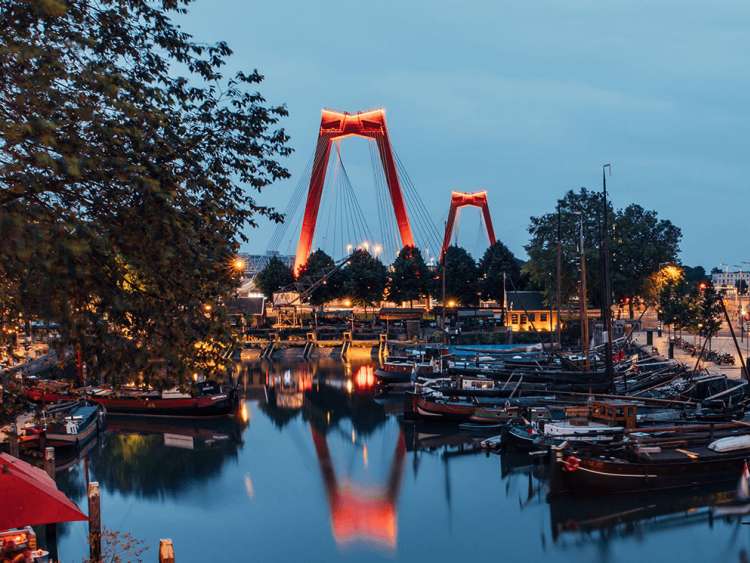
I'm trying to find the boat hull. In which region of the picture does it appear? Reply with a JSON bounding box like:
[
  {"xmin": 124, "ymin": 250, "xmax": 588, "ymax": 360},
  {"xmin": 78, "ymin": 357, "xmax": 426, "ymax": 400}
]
[
  {"xmin": 554, "ymin": 451, "xmax": 750, "ymax": 495},
  {"xmin": 414, "ymin": 396, "xmax": 475, "ymax": 422},
  {"xmin": 89, "ymin": 394, "xmax": 234, "ymax": 418}
]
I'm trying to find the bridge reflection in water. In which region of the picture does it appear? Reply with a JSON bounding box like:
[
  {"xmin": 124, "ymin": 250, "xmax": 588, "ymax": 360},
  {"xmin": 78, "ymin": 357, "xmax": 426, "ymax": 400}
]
[{"xmin": 311, "ymin": 427, "xmax": 405, "ymax": 549}]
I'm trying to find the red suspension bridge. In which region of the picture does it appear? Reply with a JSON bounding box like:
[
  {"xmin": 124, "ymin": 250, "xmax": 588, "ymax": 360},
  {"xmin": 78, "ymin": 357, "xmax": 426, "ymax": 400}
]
[{"xmin": 267, "ymin": 108, "xmax": 497, "ymax": 271}]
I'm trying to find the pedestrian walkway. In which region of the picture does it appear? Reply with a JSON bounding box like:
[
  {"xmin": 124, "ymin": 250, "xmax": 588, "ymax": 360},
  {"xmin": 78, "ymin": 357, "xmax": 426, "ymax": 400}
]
[{"xmin": 632, "ymin": 330, "xmax": 747, "ymax": 380}]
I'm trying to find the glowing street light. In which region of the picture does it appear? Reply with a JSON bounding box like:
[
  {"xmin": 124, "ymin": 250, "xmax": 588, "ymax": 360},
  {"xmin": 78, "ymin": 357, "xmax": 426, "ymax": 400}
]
[{"xmin": 231, "ymin": 257, "xmax": 247, "ymax": 273}]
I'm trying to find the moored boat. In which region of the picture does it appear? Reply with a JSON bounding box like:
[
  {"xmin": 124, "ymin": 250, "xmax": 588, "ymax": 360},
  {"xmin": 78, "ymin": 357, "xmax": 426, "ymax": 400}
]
[
  {"xmin": 87, "ymin": 381, "xmax": 236, "ymax": 418},
  {"xmin": 43, "ymin": 402, "xmax": 103, "ymax": 448},
  {"xmin": 552, "ymin": 433, "xmax": 750, "ymax": 495}
]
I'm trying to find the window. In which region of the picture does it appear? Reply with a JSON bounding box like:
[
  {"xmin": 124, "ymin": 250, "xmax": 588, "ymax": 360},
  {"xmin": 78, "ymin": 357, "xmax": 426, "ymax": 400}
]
[
  {"xmin": 511, "ymin": 314, "xmax": 519, "ymax": 324},
  {"xmin": 540, "ymin": 313, "xmax": 547, "ymax": 322},
  {"xmin": 520, "ymin": 314, "xmax": 527, "ymax": 324},
  {"xmin": 528, "ymin": 313, "xmax": 535, "ymax": 322}
]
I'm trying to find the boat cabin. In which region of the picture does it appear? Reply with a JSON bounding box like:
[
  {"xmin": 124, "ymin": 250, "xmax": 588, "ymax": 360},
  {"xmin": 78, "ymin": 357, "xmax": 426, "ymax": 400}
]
[{"xmin": 590, "ymin": 401, "xmax": 638, "ymax": 429}]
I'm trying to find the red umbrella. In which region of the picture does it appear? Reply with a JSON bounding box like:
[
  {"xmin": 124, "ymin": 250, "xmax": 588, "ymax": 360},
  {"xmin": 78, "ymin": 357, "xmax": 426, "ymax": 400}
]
[{"xmin": 0, "ymin": 453, "xmax": 87, "ymax": 530}]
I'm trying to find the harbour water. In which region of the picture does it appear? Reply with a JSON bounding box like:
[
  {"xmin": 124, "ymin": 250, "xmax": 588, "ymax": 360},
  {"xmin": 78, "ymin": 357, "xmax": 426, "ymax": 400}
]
[{"xmin": 52, "ymin": 358, "xmax": 750, "ymax": 562}]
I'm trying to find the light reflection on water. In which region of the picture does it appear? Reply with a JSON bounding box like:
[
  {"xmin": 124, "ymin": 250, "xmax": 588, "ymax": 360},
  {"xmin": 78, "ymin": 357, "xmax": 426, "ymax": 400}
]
[{"xmin": 49, "ymin": 358, "xmax": 750, "ymax": 562}]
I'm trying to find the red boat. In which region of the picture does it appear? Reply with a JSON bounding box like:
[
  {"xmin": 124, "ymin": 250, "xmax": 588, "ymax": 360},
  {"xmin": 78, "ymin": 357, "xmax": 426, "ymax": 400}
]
[
  {"xmin": 413, "ymin": 394, "xmax": 476, "ymax": 422},
  {"xmin": 87, "ymin": 382, "xmax": 236, "ymax": 418},
  {"xmin": 24, "ymin": 381, "xmax": 76, "ymax": 404}
]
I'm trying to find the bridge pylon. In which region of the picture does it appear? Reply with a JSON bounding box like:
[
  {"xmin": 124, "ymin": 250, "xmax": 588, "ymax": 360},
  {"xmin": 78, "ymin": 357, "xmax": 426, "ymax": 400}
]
[
  {"xmin": 440, "ymin": 191, "xmax": 496, "ymax": 261},
  {"xmin": 294, "ymin": 109, "xmax": 414, "ymax": 274}
]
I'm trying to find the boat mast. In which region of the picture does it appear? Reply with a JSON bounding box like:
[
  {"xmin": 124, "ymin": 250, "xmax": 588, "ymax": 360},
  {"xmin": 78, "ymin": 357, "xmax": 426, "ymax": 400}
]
[
  {"xmin": 578, "ymin": 215, "xmax": 590, "ymax": 370},
  {"xmin": 601, "ymin": 164, "xmax": 614, "ymax": 382},
  {"xmin": 555, "ymin": 202, "xmax": 562, "ymax": 349}
]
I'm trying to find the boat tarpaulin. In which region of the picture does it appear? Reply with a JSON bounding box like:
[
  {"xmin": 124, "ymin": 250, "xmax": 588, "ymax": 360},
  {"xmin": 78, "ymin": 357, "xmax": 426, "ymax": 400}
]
[{"xmin": 708, "ymin": 435, "xmax": 750, "ymax": 453}]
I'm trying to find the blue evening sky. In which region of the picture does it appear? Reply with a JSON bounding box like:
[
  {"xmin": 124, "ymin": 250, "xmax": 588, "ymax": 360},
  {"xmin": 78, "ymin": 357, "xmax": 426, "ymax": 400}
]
[{"xmin": 180, "ymin": 0, "xmax": 749, "ymax": 269}]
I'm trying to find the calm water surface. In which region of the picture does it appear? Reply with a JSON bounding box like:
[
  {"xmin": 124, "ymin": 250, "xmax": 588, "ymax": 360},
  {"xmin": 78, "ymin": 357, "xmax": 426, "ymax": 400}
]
[{"xmin": 51, "ymin": 359, "xmax": 750, "ymax": 562}]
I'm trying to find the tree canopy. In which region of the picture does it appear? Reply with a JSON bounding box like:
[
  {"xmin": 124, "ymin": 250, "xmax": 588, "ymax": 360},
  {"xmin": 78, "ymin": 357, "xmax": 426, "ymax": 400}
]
[
  {"xmin": 441, "ymin": 246, "xmax": 479, "ymax": 306},
  {"xmin": 296, "ymin": 249, "xmax": 346, "ymax": 306},
  {"xmin": 478, "ymin": 241, "xmax": 521, "ymax": 304},
  {"xmin": 525, "ymin": 188, "xmax": 681, "ymax": 316},
  {"xmin": 387, "ymin": 246, "xmax": 430, "ymax": 306},
  {"xmin": 0, "ymin": 0, "xmax": 290, "ymax": 386},
  {"xmin": 345, "ymin": 249, "xmax": 387, "ymax": 309},
  {"xmin": 611, "ymin": 204, "xmax": 681, "ymax": 314},
  {"xmin": 696, "ymin": 282, "xmax": 723, "ymax": 339},
  {"xmin": 255, "ymin": 257, "xmax": 294, "ymax": 300}
]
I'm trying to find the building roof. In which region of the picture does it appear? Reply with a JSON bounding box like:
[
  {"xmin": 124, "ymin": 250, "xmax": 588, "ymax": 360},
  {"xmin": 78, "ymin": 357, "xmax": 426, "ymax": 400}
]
[
  {"xmin": 227, "ymin": 296, "xmax": 266, "ymax": 316},
  {"xmin": 506, "ymin": 291, "xmax": 546, "ymax": 311}
]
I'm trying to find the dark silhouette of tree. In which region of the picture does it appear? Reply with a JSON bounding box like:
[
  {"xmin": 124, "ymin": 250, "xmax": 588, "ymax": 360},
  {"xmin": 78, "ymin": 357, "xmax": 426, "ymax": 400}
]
[
  {"xmin": 695, "ymin": 282, "xmax": 723, "ymax": 345},
  {"xmin": 296, "ymin": 250, "xmax": 346, "ymax": 306},
  {"xmin": 525, "ymin": 189, "xmax": 610, "ymax": 308},
  {"xmin": 0, "ymin": 0, "xmax": 290, "ymax": 386},
  {"xmin": 658, "ymin": 277, "xmax": 698, "ymax": 337},
  {"xmin": 345, "ymin": 250, "xmax": 387, "ymax": 310},
  {"xmin": 736, "ymin": 280, "xmax": 748, "ymax": 296},
  {"xmin": 684, "ymin": 265, "xmax": 708, "ymax": 285},
  {"xmin": 255, "ymin": 257, "xmax": 294, "ymax": 299},
  {"xmin": 387, "ymin": 246, "xmax": 430, "ymax": 307},
  {"xmin": 441, "ymin": 246, "xmax": 479, "ymax": 306},
  {"xmin": 525, "ymin": 189, "xmax": 681, "ymax": 318},
  {"xmin": 611, "ymin": 204, "xmax": 682, "ymax": 318},
  {"xmin": 478, "ymin": 241, "xmax": 521, "ymax": 304}
]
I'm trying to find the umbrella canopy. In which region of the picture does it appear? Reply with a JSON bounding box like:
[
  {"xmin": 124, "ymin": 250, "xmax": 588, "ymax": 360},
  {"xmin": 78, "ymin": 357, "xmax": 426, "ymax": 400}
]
[{"xmin": 0, "ymin": 453, "xmax": 87, "ymax": 530}]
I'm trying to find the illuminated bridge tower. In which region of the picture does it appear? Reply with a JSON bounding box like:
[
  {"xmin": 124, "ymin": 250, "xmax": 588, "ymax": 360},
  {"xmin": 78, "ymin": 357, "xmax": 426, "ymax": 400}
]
[
  {"xmin": 294, "ymin": 109, "xmax": 415, "ymax": 274},
  {"xmin": 440, "ymin": 191, "xmax": 496, "ymax": 262}
]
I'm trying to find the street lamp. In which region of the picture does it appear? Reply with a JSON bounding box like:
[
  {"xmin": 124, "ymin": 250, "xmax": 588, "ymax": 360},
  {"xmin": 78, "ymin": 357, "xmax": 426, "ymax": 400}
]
[{"xmin": 231, "ymin": 257, "xmax": 246, "ymax": 274}]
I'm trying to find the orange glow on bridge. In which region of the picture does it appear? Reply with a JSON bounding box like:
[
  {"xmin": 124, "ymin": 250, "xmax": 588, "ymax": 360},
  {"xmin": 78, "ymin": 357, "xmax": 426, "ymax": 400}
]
[
  {"xmin": 294, "ymin": 109, "xmax": 415, "ymax": 274},
  {"xmin": 440, "ymin": 190, "xmax": 496, "ymax": 261}
]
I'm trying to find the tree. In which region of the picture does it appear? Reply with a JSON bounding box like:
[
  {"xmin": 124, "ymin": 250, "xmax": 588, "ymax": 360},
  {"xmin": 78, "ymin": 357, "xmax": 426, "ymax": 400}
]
[
  {"xmin": 296, "ymin": 250, "xmax": 346, "ymax": 307},
  {"xmin": 658, "ymin": 275, "xmax": 698, "ymax": 337},
  {"xmin": 684, "ymin": 265, "xmax": 708, "ymax": 285},
  {"xmin": 736, "ymin": 279, "xmax": 748, "ymax": 296},
  {"xmin": 525, "ymin": 189, "xmax": 682, "ymax": 318},
  {"xmin": 525, "ymin": 188, "xmax": 610, "ymax": 308},
  {"xmin": 478, "ymin": 241, "xmax": 521, "ymax": 304},
  {"xmin": 0, "ymin": 0, "xmax": 290, "ymax": 387},
  {"xmin": 695, "ymin": 282, "xmax": 723, "ymax": 346},
  {"xmin": 255, "ymin": 257, "xmax": 293, "ymax": 300},
  {"xmin": 387, "ymin": 246, "xmax": 430, "ymax": 307},
  {"xmin": 441, "ymin": 246, "xmax": 479, "ymax": 306},
  {"xmin": 611, "ymin": 204, "xmax": 681, "ymax": 318},
  {"xmin": 345, "ymin": 250, "xmax": 387, "ymax": 309}
]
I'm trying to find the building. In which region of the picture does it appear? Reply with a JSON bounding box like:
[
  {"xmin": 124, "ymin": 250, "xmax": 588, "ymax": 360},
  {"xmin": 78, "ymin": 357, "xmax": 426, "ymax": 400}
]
[
  {"xmin": 711, "ymin": 270, "xmax": 750, "ymax": 289},
  {"xmin": 505, "ymin": 291, "xmax": 559, "ymax": 332}
]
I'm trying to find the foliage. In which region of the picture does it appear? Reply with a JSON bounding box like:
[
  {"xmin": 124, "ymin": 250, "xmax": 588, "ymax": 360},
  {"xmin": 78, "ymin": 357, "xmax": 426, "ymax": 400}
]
[
  {"xmin": 525, "ymin": 188, "xmax": 681, "ymax": 316},
  {"xmin": 695, "ymin": 282, "xmax": 724, "ymax": 338},
  {"xmin": 478, "ymin": 241, "xmax": 521, "ymax": 304},
  {"xmin": 0, "ymin": 0, "xmax": 290, "ymax": 386},
  {"xmin": 611, "ymin": 204, "xmax": 681, "ymax": 314},
  {"xmin": 441, "ymin": 246, "xmax": 479, "ymax": 306},
  {"xmin": 345, "ymin": 249, "xmax": 387, "ymax": 308},
  {"xmin": 84, "ymin": 529, "xmax": 148, "ymax": 563},
  {"xmin": 683, "ymin": 265, "xmax": 708, "ymax": 285},
  {"xmin": 736, "ymin": 279, "xmax": 748, "ymax": 296},
  {"xmin": 525, "ymin": 188, "xmax": 610, "ymax": 308},
  {"xmin": 658, "ymin": 275, "xmax": 698, "ymax": 332},
  {"xmin": 255, "ymin": 257, "xmax": 293, "ymax": 300},
  {"xmin": 386, "ymin": 246, "xmax": 430, "ymax": 306},
  {"xmin": 296, "ymin": 250, "xmax": 346, "ymax": 306}
]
